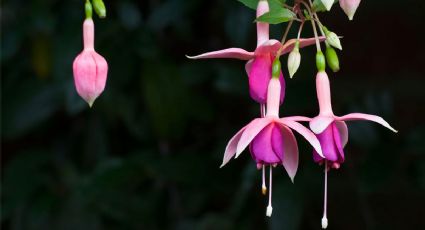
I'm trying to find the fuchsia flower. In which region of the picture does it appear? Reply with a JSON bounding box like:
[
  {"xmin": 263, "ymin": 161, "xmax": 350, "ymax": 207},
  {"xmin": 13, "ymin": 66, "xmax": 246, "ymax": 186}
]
[
  {"xmin": 309, "ymin": 71, "xmax": 397, "ymax": 169},
  {"xmin": 188, "ymin": 0, "xmax": 321, "ymax": 104},
  {"xmin": 339, "ymin": 0, "xmax": 361, "ymax": 20},
  {"xmin": 307, "ymin": 71, "xmax": 397, "ymax": 229},
  {"xmin": 73, "ymin": 18, "xmax": 108, "ymax": 107},
  {"xmin": 221, "ymin": 76, "xmax": 324, "ymax": 217}
]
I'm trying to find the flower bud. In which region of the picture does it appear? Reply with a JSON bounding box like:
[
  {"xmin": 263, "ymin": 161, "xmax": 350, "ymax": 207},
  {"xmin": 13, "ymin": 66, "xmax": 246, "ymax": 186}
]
[
  {"xmin": 320, "ymin": 0, "xmax": 334, "ymax": 11},
  {"xmin": 85, "ymin": 0, "xmax": 92, "ymax": 19},
  {"xmin": 272, "ymin": 57, "xmax": 281, "ymax": 79},
  {"xmin": 287, "ymin": 41, "xmax": 301, "ymax": 78},
  {"xmin": 73, "ymin": 19, "xmax": 108, "ymax": 107},
  {"xmin": 325, "ymin": 46, "xmax": 339, "ymax": 72},
  {"xmin": 323, "ymin": 27, "xmax": 342, "ymax": 50},
  {"xmin": 316, "ymin": 51, "xmax": 326, "ymax": 72},
  {"xmin": 339, "ymin": 0, "xmax": 361, "ymax": 20},
  {"xmin": 92, "ymin": 0, "xmax": 106, "ymax": 18}
]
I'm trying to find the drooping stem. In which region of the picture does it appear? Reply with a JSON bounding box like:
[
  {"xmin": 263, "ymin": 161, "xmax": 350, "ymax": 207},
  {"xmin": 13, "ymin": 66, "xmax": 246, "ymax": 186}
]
[
  {"xmin": 266, "ymin": 166, "xmax": 273, "ymax": 217},
  {"xmin": 297, "ymin": 21, "xmax": 305, "ymax": 39},
  {"xmin": 299, "ymin": 0, "xmax": 321, "ymax": 52},
  {"xmin": 281, "ymin": 20, "xmax": 294, "ymax": 45},
  {"xmin": 321, "ymin": 161, "xmax": 329, "ymax": 229}
]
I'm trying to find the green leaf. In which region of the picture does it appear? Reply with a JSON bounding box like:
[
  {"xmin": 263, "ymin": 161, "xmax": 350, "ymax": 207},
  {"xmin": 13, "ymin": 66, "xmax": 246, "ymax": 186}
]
[
  {"xmin": 312, "ymin": 0, "xmax": 338, "ymax": 12},
  {"xmin": 237, "ymin": 0, "xmax": 258, "ymax": 10},
  {"xmin": 237, "ymin": 0, "xmax": 287, "ymax": 11},
  {"xmin": 255, "ymin": 7, "xmax": 295, "ymax": 24}
]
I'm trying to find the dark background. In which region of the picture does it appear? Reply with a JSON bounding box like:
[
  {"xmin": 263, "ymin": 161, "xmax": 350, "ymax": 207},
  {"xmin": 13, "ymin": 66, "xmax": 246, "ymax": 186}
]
[{"xmin": 2, "ymin": 0, "xmax": 425, "ymax": 229}]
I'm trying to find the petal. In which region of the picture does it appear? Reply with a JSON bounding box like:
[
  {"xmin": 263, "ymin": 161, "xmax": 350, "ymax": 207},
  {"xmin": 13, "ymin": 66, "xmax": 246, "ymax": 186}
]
[
  {"xmin": 275, "ymin": 123, "xmax": 299, "ymax": 182},
  {"xmin": 279, "ymin": 119, "xmax": 324, "ymax": 158},
  {"xmin": 186, "ymin": 48, "xmax": 254, "ymax": 60},
  {"xmin": 250, "ymin": 124, "xmax": 281, "ymax": 164},
  {"xmin": 309, "ymin": 116, "xmax": 335, "ymax": 134},
  {"xmin": 245, "ymin": 59, "xmax": 253, "ymax": 75},
  {"xmin": 91, "ymin": 51, "xmax": 108, "ymax": 98},
  {"xmin": 220, "ymin": 126, "xmax": 247, "ymax": 168},
  {"xmin": 332, "ymin": 123, "xmax": 345, "ymax": 162},
  {"xmin": 334, "ymin": 121, "xmax": 348, "ymax": 147},
  {"xmin": 337, "ymin": 113, "xmax": 398, "ymax": 133},
  {"xmin": 254, "ymin": 39, "xmax": 281, "ymax": 56},
  {"xmin": 283, "ymin": 116, "xmax": 312, "ymax": 122},
  {"xmin": 248, "ymin": 54, "xmax": 272, "ymax": 103},
  {"xmin": 280, "ymin": 37, "xmax": 327, "ymax": 55},
  {"xmin": 236, "ymin": 118, "xmax": 272, "ymax": 158},
  {"xmin": 316, "ymin": 125, "xmax": 339, "ymax": 162}
]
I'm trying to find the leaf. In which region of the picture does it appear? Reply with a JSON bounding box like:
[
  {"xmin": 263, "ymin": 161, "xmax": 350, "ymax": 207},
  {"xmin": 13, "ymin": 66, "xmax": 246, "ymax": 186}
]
[
  {"xmin": 255, "ymin": 7, "xmax": 295, "ymax": 24},
  {"xmin": 312, "ymin": 0, "xmax": 337, "ymax": 12},
  {"xmin": 237, "ymin": 0, "xmax": 287, "ymax": 11},
  {"xmin": 237, "ymin": 0, "xmax": 258, "ymax": 10}
]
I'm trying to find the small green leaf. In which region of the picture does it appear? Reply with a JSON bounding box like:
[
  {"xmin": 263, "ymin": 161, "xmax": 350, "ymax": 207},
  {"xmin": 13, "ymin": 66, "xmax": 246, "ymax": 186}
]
[
  {"xmin": 255, "ymin": 8, "xmax": 295, "ymax": 24},
  {"xmin": 312, "ymin": 0, "xmax": 327, "ymax": 12},
  {"xmin": 237, "ymin": 0, "xmax": 258, "ymax": 10}
]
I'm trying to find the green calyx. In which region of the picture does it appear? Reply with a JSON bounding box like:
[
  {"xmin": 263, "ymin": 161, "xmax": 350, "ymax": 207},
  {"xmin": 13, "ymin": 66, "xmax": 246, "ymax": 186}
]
[
  {"xmin": 272, "ymin": 57, "xmax": 281, "ymax": 79},
  {"xmin": 316, "ymin": 51, "xmax": 326, "ymax": 72},
  {"xmin": 92, "ymin": 0, "xmax": 107, "ymax": 18},
  {"xmin": 325, "ymin": 46, "xmax": 340, "ymax": 72},
  {"xmin": 85, "ymin": 0, "xmax": 92, "ymax": 19}
]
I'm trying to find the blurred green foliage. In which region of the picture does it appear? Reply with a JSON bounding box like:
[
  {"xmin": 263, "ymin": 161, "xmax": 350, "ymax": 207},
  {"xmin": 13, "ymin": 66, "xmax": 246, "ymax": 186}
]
[{"xmin": 2, "ymin": 0, "xmax": 425, "ymax": 230}]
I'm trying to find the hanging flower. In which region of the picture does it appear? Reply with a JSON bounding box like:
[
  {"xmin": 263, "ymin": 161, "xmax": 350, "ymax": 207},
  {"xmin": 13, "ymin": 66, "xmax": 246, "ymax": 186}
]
[
  {"xmin": 221, "ymin": 66, "xmax": 323, "ymax": 217},
  {"xmin": 187, "ymin": 0, "xmax": 322, "ymax": 104},
  {"xmin": 307, "ymin": 70, "xmax": 397, "ymax": 229},
  {"xmin": 339, "ymin": 0, "xmax": 361, "ymax": 20},
  {"xmin": 73, "ymin": 15, "xmax": 108, "ymax": 107}
]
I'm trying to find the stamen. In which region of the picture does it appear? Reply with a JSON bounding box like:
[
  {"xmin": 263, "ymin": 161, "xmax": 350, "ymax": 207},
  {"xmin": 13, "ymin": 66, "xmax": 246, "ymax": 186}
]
[
  {"xmin": 321, "ymin": 161, "xmax": 328, "ymax": 229},
  {"xmin": 260, "ymin": 103, "xmax": 266, "ymax": 118},
  {"xmin": 266, "ymin": 166, "xmax": 273, "ymax": 217},
  {"xmin": 262, "ymin": 164, "xmax": 267, "ymax": 195}
]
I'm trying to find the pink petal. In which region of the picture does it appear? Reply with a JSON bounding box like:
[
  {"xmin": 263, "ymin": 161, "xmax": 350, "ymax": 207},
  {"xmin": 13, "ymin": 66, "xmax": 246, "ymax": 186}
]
[
  {"xmin": 91, "ymin": 52, "xmax": 108, "ymax": 97},
  {"xmin": 236, "ymin": 118, "xmax": 272, "ymax": 158},
  {"xmin": 337, "ymin": 113, "xmax": 397, "ymax": 133},
  {"xmin": 283, "ymin": 116, "xmax": 312, "ymax": 122},
  {"xmin": 309, "ymin": 116, "xmax": 335, "ymax": 134},
  {"xmin": 245, "ymin": 59, "xmax": 253, "ymax": 75},
  {"xmin": 275, "ymin": 123, "xmax": 299, "ymax": 182},
  {"xmin": 334, "ymin": 121, "xmax": 348, "ymax": 147},
  {"xmin": 221, "ymin": 126, "xmax": 247, "ymax": 168},
  {"xmin": 280, "ymin": 37, "xmax": 327, "ymax": 55},
  {"xmin": 186, "ymin": 48, "xmax": 254, "ymax": 60},
  {"xmin": 254, "ymin": 39, "xmax": 281, "ymax": 56},
  {"xmin": 280, "ymin": 119, "xmax": 324, "ymax": 158}
]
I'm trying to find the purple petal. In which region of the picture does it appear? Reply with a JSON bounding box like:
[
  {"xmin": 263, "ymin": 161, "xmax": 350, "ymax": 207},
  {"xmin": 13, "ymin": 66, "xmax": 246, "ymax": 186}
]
[
  {"xmin": 236, "ymin": 118, "xmax": 272, "ymax": 158},
  {"xmin": 275, "ymin": 123, "xmax": 299, "ymax": 182},
  {"xmin": 250, "ymin": 123, "xmax": 281, "ymax": 164},
  {"xmin": 332, "ymin": 123, "xmax": 345, "ymax": 162},
  {"xmin": 316, "ymin": 124, "xmax": 340, "ymax": 162},
  {"xmin": 309, "ymin": 115, "xmax": 335, "ymax": 134},
  {"xmin": 186, "ymin": 48, "xmax": 254, "ymax": 60},
  {"xmin": 221, "ymin": 125, "xmax": 247, "ymax": 168},
  {"xmin": 280, "ymin": 119, "xmax": 324, "ymax": 158},
  {"xmin": 338, "ymin": 113, "xmax": 397, "ymax": 133}
]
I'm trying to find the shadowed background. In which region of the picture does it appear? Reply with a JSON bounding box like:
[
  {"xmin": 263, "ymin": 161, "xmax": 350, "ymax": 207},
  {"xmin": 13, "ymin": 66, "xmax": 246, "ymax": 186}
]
[{"xmin": 2, "ymin": 0, "xmax": 425, "ymax": 229}]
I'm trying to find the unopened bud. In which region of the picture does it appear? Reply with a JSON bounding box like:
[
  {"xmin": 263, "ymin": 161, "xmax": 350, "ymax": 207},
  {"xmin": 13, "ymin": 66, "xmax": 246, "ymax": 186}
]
[
  {"xmin": 287, "ymin": 41, "xmax": 301, "ymax": 78},
  {"xmin": 324, "ymin": 27, "xmax": 342, "ymax": 50},
  {"xmin": 272, "ymin": 57, "xmax": 281, "ymax": 79},
  {"xmin": 325, "ymin": 46, "xmax": 340, "ymax": 72},
  {"xmin": 316, "ymin": 51, "xmax": 326, "ymax": 72},
  {"xmin": 339, "ymin": 0, "xmax": 361, "ymax": 20},
  {"xmin": 321, "ymin": 0, "xmax": 334, "ymax": 11},
  {"xmin": 92, "ymin": 0, "xmax": 106, "ymax": 18}
]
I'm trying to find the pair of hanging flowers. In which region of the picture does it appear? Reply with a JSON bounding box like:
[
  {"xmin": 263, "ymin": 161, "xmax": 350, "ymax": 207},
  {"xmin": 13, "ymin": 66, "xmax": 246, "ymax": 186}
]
[{"xmin": 189, "ymin": 0, "xmax": 396, "ymax": 228}]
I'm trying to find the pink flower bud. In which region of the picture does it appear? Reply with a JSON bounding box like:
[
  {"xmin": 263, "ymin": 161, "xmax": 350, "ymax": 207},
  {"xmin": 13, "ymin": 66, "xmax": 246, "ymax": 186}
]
[
  {"xmin": 339, "ymin": 0, "xmax": 361, "ymax": 20},
  {"xmin": 73, "ymin": 18, "xmax": 108, "ymax": 107}
]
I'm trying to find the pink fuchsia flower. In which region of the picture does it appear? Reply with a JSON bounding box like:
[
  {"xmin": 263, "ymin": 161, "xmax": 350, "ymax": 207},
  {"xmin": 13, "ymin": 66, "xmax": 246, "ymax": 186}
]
[
  {"xmin": 187, "ymin": 0, "xmax": 321, "ymax": 104},
  {"xmin": 73, "ymin": 18, "xmax": 108, "ymax": 107},
  {"xmin": 308, "ymin": 71, "xmax": 397, "ymax": 229},
  {"xmin": 339, "ymin": 0, "xmax": 361, "ymax": 20},
  {"xmin": 221, "ymin": 76, "xmax": 324, "ymax": 217}
]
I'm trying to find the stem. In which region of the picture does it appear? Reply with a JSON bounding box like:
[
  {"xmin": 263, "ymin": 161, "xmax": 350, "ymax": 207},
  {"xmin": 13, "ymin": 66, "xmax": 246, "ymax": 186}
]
[
  {"xmin": 322, "ymin": 161, "xmax": 328, "ymax": 229},
  {"xmin": 281, "ymin": 20, "xmax": 294, "ymax": 45},
  {"xmin": 299, "ymin": 0, "xmax": 321, "ymax": 51},
  {"xmin": 297, "ymin": 21, "xmax": 305, "ymax": 39}
]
